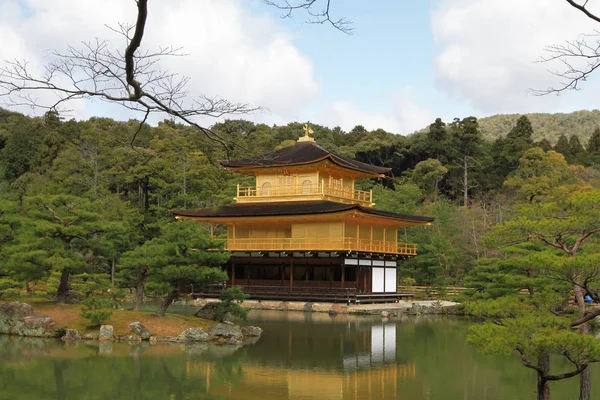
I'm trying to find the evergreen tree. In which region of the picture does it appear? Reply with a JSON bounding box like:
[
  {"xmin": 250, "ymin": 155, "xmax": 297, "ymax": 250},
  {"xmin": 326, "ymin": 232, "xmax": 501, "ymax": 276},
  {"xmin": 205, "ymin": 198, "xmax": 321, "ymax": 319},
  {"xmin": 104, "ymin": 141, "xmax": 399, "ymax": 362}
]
[
  {"xmin": 587, "ymin": 128, "xmax": 600, "ymax": 154},
  {"xmin": 426, "ymin": 118, "xmax": 449, "ymax": 161},
  {"xmin": 3, "ymin": 195, "xmax": 123, "ymax": 303},
  {"xmin": 491, "ymin": 116, "xmax": 535, "ymax": 179},
  {"xmin": 411, "ymin": 158, "xmax": 448, "ymax": 202},
  {"xmin": 536, "ymin": 138, "xmax": 553, "ymax": 152},
  {"xmin": 121, "ymin": 221, "xmax": 229, "ymax": 317},
  {"xmin": 568, "ymin": 134, "xmax": 587, "ymax": 165},
  {"xmin": 447, "ymin": 117, "xmax": 484, "ymax": 207},
  {"xmin": 553, "ymin": 134, "xmax": 570, "ymax": 159}
]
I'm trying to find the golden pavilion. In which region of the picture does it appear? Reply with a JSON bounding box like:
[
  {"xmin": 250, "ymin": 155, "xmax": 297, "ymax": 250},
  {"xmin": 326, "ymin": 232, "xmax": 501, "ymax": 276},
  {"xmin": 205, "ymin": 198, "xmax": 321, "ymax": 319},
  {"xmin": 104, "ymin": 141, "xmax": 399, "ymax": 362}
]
[{"xmin": 170, "ymin": 125, "xmax": 433, "ymax": 303}]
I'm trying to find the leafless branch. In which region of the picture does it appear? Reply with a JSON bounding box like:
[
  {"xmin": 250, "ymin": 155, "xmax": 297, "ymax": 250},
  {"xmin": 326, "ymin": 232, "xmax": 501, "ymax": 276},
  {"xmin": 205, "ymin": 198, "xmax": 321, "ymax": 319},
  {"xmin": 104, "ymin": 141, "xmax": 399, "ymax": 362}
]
[
  {"xmin": 531, "ymin": 0, "xmax": 600, "ymax": 95},
  {"xmin": 0, "ymin": 0, "xmax": 260, "ymax": 152},
  {"xmin": 566, "ymin": 0, "xmax": 600, "ymax": 23},
  {"xmin": 263, "ymin": 0, "xmax": 353, "ymax": 34}
]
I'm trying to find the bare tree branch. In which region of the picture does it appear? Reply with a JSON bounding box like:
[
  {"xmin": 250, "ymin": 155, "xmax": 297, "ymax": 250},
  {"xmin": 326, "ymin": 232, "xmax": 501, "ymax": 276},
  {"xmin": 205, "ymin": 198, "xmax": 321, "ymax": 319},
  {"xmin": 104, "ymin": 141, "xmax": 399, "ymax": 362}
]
[
  {"xmin": 566, "ymin": 0, "xmax": 600, "ymax": 23},
  {"xmin": 0, "ymin": 0, "xmax": 260, "ymax": 153},
  {"xmin": 531, "ymin": 1, "xmax": 600, "ymax": 95},
  {"xmin": 263, "ymin": 0, "xmax": 353, "ymax": 34}
]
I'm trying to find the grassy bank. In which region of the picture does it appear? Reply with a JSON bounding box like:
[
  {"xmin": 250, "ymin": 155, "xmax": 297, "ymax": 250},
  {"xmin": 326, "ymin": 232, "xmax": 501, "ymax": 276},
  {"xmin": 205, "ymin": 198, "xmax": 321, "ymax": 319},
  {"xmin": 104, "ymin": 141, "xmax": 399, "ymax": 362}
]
[{"xmin": 1, "ymin": 298, "xmax": 214, "ymax": 336}]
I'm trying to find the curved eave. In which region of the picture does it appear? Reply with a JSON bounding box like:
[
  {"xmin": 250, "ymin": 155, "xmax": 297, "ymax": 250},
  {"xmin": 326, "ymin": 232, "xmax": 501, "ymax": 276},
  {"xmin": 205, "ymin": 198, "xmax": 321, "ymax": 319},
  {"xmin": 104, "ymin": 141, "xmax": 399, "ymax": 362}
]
[
  {"xmin": 219, "ymin": 154, "xmax": 390, "ymax": 177},
  {"xmin": 169, "ymin": 201, "xmax": 434, "ymax": 226}
]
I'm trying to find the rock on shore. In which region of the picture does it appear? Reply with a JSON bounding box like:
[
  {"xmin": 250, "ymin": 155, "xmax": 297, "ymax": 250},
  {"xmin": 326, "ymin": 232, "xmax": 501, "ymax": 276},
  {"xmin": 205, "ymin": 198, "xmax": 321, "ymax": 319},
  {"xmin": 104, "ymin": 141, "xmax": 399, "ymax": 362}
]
[{"xmin": 0, "ymin": 302, "xmax": 61, "ymax": 338}]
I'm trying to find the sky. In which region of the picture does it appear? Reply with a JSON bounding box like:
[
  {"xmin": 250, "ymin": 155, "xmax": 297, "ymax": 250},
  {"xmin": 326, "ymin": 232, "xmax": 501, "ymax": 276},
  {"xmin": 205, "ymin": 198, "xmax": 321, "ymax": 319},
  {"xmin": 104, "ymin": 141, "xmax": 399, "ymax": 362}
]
[{"xmin": 1, "ymin": 0, "xmax": 600, "ymax": 135}]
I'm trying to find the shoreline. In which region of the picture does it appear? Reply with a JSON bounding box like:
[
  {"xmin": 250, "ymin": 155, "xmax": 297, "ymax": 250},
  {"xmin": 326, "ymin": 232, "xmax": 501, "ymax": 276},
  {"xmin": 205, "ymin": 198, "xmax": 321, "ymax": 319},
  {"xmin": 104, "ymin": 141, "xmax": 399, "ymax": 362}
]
[
  {"xmin": 0, "ymin": 300, "xmax": 262, "ymax": 345},
  {"xmin": 188, "ymin": 298, "xmax": 462, "ymax": 316}
]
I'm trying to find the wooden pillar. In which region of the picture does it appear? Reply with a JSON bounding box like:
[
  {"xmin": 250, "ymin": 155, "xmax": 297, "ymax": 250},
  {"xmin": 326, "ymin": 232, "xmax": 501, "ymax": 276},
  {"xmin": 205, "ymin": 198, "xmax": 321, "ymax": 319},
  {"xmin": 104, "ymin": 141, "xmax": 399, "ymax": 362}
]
[
  {"xmin": 232, "ymin": 224, "xmax": 236, "ymax": 249},
  {"xmin": 231, "ymin": 259, "xmax": 235, "ymax": 286},
  {"xmin": 290, "ymin": 259, "xmax": 294, "ymax": 288},
  {"xmin": 330, "ymin": 261, "xmax": 333, "ymax": 287},
  {"xmin": 305, "ymin": 260, "xmax": 309, "ymax": 283},
  {"xmin": 341, "ymin": 265, "xmax": 345, "ymax": 287}
]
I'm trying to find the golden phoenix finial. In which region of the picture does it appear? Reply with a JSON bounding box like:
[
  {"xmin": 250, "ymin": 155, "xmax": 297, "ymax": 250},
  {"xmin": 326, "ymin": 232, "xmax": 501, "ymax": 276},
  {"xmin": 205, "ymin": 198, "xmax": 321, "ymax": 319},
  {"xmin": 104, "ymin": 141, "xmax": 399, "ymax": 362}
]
[{"xmin": 303, "ymin": 123, "xmax": 314, "ymax": 138}]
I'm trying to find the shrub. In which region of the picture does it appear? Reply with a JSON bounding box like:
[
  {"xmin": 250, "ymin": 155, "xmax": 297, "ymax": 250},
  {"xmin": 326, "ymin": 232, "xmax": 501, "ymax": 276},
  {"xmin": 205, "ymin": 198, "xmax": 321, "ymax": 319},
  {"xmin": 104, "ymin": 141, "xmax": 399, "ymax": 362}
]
[
  {"xmin": 198, "ymin": 287, "xmax": 249, "ymax": 322},
  {"xmin": 80, "ymin": 296, "xmax": 113, "ymax": 327}
]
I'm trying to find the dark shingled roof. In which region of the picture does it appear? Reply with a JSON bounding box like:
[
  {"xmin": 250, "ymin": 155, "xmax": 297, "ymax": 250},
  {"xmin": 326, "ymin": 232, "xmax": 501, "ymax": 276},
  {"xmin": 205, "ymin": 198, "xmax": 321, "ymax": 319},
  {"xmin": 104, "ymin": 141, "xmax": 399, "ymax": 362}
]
[
  {"xmin": 219, "ymin": 141, "xmax": 390, "ymax": 175},
  {"xmin": 170, "ymin": 200, "xmax": 434, "ymax": 224}
]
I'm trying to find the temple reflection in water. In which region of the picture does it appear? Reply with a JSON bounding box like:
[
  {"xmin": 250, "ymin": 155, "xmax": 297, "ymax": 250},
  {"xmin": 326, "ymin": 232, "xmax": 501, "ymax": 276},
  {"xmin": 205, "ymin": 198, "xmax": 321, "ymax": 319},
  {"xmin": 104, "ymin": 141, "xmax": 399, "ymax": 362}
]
[{"xmin": 185, "ymin": 314, "xmax": 416, "ymax": 400}]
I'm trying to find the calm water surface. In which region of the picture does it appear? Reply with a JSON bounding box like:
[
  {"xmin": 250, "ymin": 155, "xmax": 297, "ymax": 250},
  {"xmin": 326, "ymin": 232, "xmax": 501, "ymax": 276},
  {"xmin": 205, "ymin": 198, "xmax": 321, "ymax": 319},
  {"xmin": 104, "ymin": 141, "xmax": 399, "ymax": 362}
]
[{"xmin": 0, "ymin": 310, "xmax": 598, "ymax": 400}]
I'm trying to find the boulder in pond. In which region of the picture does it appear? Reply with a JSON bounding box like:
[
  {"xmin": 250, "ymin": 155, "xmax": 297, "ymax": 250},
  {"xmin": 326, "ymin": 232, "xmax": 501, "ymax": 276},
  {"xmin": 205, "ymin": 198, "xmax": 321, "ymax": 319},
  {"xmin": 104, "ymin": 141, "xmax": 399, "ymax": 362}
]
[
  {"xmin": 99, "ymin": 325, "xmax": 114, "ymax": 341},
  {"xmin": 62, "ymin": 329, "xmax": 81, "ymax": 341},
  {"xmin": 81, "ymin": 333, "xmax": 99, "ymax": 341},
  {"xmin": 129, "ymin": 322, "xmax": 151, "ymax": 340},
  {"xmin": 208, "ymin": 323, "xmax": 242, "ymax": 340},
  {"xmin": 177, "ymin": 327, "xmax": 209, "ymax": 343},
  {"xmin": 241, "ymin": 326, "xmax": 262, "ymax": 337},
  {"xmin": 149, "ymin": 336, "xmax": 177, "ymax": 344},
  {"xmin": 118, "ymin": 335, "xmax": 142, "ymax": 343},
  {"xmin": 226, "ymin": 337, "xmax": 243, "ymax": 345},
  {"xmin": 194, "ymin": 302, "xmax": 220, "ymax": 321}
]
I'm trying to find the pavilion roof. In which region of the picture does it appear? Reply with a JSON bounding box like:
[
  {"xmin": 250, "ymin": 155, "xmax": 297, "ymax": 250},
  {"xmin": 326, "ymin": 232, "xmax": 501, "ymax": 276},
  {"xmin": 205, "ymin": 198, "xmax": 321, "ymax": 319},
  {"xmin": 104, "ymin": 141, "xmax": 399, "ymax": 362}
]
[
  {"xmin": 219, "ymin": 141, "xmax": 390, "ymax": 175},
  {"xmin": 170, "ymin": 200, "xmax": 434, "ymax": 224}
]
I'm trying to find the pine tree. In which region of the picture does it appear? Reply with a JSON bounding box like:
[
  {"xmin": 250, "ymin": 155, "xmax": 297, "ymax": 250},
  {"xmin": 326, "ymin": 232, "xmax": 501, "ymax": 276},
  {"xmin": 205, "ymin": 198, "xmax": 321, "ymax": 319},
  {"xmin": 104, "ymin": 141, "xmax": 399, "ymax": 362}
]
[
  {"xmin": 553, "ymin": 134, "xmax": 570, "ymax": 159},
  {"xmin": 587, "ymin": 128, "xmax": 600, "ymax": 155},
  {"xmin": 121, "ymin": 220, "xmax": 229, "ymax": 316},
  {"xmin": 568, "ymin": 134, "xmax": 587, "ymax": 165}
]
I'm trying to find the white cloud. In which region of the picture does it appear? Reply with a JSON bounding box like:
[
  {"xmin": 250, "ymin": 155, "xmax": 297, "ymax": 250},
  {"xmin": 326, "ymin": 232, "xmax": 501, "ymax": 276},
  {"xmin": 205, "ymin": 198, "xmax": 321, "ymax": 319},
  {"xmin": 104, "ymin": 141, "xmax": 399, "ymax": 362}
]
[
  {"xmin": 320, "ymin": 87, "xmax": 433, "ymax": 135},
  {"xmin": 0, "ymin": 0, "xmax": 319, "ymax": 123},
  {"xmin": 432, "ymin": 0, "xmax": 600, "ymax": 114}
]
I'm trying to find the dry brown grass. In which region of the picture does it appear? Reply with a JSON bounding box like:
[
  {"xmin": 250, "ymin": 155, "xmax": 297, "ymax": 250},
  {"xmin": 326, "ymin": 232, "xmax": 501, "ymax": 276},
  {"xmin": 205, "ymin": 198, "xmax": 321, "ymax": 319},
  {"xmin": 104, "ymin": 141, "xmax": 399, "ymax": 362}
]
[{"xmin": 1, "ymin": 298, "xmax": 214, "ymax": 336}]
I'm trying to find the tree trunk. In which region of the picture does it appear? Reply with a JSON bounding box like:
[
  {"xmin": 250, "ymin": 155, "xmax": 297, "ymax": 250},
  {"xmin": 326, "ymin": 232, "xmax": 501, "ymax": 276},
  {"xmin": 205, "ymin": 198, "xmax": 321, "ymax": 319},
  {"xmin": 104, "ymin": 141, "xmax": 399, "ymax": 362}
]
[
  {"xmin": 574, "ymin": 282, "xmax": 592, "ymax": 400},
  {"xmin": 579, "ymin": 363, "xmax": 591, "ymax": 400},
  {"xmin": 56, "ymin": 268, "xmax": 71, "ymax": 304},
  {"xmin": 537, "ymin": 353, "xmax": 551, "ymax": 400},
  {"xmin": 133, "ymin": 265, "xmax": 149, "ymax": 311},
  {"xmin": 155, "ymin": 289, "xmax": 178, "ymax": 317}
]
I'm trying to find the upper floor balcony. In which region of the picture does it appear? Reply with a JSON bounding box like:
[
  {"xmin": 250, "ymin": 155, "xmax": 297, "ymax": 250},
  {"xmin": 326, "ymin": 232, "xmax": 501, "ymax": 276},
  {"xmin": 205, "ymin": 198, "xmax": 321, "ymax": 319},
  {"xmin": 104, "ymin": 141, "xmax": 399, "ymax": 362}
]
[
  {"xmin": 235, "ymin": 183, "xmax": 373, "ymax": 206},
  {"xmin": 222, "ymin": 237, "xmax": 417, "ymax": 256}
]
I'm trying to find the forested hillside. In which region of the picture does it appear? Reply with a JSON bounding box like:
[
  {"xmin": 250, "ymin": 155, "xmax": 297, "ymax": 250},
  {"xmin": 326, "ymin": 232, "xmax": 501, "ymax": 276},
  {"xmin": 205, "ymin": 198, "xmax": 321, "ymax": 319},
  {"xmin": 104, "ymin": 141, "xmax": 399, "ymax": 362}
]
[
  {"xmin": 1, "ymin": 108, "xmax": 599, "ymax": 293},
  {"xmin": 436, "ymin": 109, "xmax": 600, "ymax": 144}
]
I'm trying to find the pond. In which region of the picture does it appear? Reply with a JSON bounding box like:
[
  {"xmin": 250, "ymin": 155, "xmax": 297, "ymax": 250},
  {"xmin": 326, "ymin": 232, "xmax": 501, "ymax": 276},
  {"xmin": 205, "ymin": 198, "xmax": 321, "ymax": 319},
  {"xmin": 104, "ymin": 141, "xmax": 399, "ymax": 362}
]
[{"xmin": 0, "ymin": 310, "xmax": 598, "ymax": 400}]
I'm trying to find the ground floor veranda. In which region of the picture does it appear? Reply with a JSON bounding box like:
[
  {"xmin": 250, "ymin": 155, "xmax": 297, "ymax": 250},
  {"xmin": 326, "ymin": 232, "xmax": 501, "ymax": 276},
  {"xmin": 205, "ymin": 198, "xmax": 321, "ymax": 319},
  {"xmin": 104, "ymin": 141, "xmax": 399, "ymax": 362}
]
[{"xmin": 193, "ymin": 251, "xmax": 414, "ymax": 303}]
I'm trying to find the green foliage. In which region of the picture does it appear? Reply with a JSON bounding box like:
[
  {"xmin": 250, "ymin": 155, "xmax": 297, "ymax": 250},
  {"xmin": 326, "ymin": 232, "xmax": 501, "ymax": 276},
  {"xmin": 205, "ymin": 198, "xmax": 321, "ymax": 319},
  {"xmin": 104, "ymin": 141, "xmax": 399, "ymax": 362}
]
[
  {"xmin": 121, "ymin": 220, "xmax": 229, "ymax": 315},
  {"xmin": 214, "ymin": 286, "xmax": 249, "ymax": 322},
  {"xmin": 587, "ymin": 128, "xmax": 600, "ymax": 154},
  {"xmin": 80, "ymin": 296, "xmax": 113, "ymax": 327},
  {"xmin": 411, "ymin": 158, "xmax": 448, "ymax": 201}
]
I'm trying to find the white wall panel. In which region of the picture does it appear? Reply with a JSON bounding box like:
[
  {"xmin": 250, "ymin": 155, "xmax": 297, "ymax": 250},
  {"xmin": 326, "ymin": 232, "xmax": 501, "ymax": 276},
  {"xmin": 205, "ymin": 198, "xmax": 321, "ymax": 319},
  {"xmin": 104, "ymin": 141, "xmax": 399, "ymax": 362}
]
[
  {"xmin": 372, "ymin": 267, "xmax": 385, "ymax": 292},
  {"xmin": 385, "ymin": 267, "xmax": 397, "ymax": 293}
]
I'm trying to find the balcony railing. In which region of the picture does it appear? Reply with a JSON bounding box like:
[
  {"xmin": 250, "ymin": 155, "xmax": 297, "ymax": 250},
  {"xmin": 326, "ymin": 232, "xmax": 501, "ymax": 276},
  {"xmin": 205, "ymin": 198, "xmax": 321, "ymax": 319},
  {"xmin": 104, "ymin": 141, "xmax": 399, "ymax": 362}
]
[
  {"xmin": 236, "ymin": 183, "xmax": 372, "ymax": 205},
  {"xmin": 221, "ymin": 237, "xmax": 417, "ymax": 256}
]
